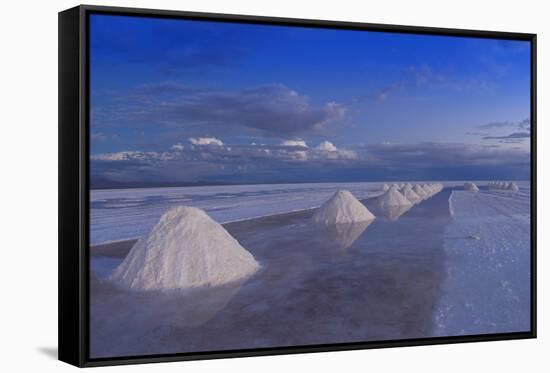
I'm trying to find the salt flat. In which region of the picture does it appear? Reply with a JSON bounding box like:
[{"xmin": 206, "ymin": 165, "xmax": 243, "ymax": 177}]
[
  {"xmin": 434, "ymin": 185, "xmax": 531, "ymax": 336},
  {"xmin": 90, "ymin": 190, "xmax": 453, "ymax": 357},
  {"xmin": 88, "ymin": 182, "xmax": 531, "ymax": 358},
  {"xmin": 90, "ymin": 181, "xmax": 469, "ymax": 245},
  {"xmin": 90, "ymin": 182, "xmax": 384, "ymax": 245}
]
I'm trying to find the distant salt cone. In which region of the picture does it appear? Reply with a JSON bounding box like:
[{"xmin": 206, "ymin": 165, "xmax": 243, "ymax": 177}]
[
  {"xmin": 464, "ymin": 182, "xmax": 479, "ymax": 192},
  {"xmin": 110, "ymin": 206, "xmax": 260, "ymax": 291},
  {"xmin": 377, "ymin": 188, "xmax": 413, "ymax": 208},
  {"xmin": 389, "ymin": 184, "xmax": 401, "ymax": 192},
  {"xmin": 401, "ymin": 185, "xmax": 422, "ymax": 204},
  {"xmin": 412, "ymin": 184, "xmax": 429, "ymax": 199},
  {"xmin": 381, "ymin": 183, "xmax": 390, "ymax": 191},
  {"xmin": 429, "ymin": 183, "xmax": 442, "ymax": 194},
  {"xmin": 313, "ymin": 190, "xmax": 375, "ymax": 224},
  {"xmin": 507, "ymin": 182, "xmax": 519, "ymax": 192},
  {"xmin": 421, "ymin": 184, "xmax": 435, "ymax": 197}
]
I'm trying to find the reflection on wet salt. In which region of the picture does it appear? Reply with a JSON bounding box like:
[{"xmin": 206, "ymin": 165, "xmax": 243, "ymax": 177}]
[
  {"xmin": 320, "ymin": 220, "xmax": 374, "ymax": 250},
  {"xmin": 95, "ymin": 275, "xmax": 245, "ymax": 328},
  {"xmin": 90, "ymin": 274, "xmax": 247, "ymax": 356},
  {"xmin": 375, "ymin": 204, "xmax": 413, "ymax": 222}
]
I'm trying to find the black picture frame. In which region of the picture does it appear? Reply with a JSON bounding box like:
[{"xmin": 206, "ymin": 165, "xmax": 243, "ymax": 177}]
[{"xmin": 59, "ymin": 4, "xmax": 537, "ymax": 368}]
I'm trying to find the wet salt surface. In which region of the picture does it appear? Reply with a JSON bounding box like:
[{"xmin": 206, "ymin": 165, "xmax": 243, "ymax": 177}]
[
  {"xmin": 90, "ymin": 190, "xmax": 456, "ymax": 358},
  {"xmin": 433, "ymin": 187, "xmax": 531, "ymax": 336}
]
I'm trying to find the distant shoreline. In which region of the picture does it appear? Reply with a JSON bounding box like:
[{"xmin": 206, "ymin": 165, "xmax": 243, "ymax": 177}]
[{"xmin": 90, "ymin": 179, "xmax": 530, "ymax": 191}]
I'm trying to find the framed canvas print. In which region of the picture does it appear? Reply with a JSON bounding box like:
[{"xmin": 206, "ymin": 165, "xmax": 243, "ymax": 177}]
[{"xmin": 58, "ymin": 5, "xmax": 537, "ymax": 367}]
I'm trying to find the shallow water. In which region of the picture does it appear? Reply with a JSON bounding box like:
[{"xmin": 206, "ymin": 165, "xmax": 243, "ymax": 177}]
[{"xmin": 90, "ymin": 189, "xmax": 455, "ymax": 358}]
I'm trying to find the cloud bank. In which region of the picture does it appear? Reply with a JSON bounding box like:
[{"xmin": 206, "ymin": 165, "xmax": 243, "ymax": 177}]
[
  {"xmin": 189, "ymin": 137, "xmax": 224, "ymax": 146},
  {"xmin": 482, "ymin": 132, "xmax": 530, "ymax": 141},
  {"xmin": 94, "ymin": 84, "xmax": 347, "ymax": 138},
  {"xmin": 477, "ymin": 118, "xmax": 531, "ymax": 144},
  {"xmin": 91, "ymin": 138, "xmax": 529, "ymax": 186}
]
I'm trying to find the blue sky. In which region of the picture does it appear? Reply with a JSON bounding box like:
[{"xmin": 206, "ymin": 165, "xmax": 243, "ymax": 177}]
[{"xmin": 89, "ymin": 14, "xmax": 531, "ymax": 185}]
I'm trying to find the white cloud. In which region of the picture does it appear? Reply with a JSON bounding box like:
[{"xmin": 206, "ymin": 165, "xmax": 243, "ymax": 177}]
[
  {"xmin": 289, "ymin": 150, "xmax": 308, "ymax": 161},
  {"xmin": 170, "ymin": 143, "xmax": 185, "ymax": 151},
  {"xmin": 189, "ymin": 137, "xmax": 224, "ymax": 146},
  {"xmin": 281, "ymin": 139, "xmax": 308, "ymax": 148},
  {"xmin": 315, "ymin": 141, "xmax": 337, "ymax": 152},
  {"xmin": 91, "ymin": 151, "xmax": 162, "ymax": 162},
  {"xmin": 324, "ymin": 149, "xmax": 358, "ymax": 160}
]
